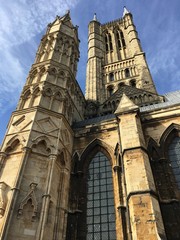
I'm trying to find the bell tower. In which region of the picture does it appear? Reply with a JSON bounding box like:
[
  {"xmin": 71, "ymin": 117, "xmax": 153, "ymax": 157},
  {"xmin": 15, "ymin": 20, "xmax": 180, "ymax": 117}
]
[
  {"xmin": 1, "ymin": 6, "xmax": 180, "ymax": 240},
  {"xmin": 0, "ymin": 12, "xmax": 85, "ymax": 240},
  {"xmin": 85, "ymin": 7, "xmax": 157, "ymax": 104}
]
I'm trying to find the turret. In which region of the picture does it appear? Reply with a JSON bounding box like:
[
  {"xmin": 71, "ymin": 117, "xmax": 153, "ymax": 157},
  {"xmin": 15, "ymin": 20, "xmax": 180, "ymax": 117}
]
[
  {"xmin": 123, "ymin": 7, "xmax": 142, "ymax": 55},
  {"xmin": 85, "ymin": 14, "xmax": 104, "ymax": 103},
  {"xmin": 35, "ymin": 12, "xmax": 80, "ymax": 78},
  {"xmin": 17, "ymin": 12, "xmax": 85, "ymax": 124},
  {"xmin": 0, "ymin": 12, "xmax": 85, "ymax": 240}
]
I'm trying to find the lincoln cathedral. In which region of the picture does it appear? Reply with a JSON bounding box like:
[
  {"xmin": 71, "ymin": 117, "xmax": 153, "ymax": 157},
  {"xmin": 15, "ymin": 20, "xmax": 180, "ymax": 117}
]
[{"xmin": 0, "ymin": 7, "xmax": 179, "ymax": 240}]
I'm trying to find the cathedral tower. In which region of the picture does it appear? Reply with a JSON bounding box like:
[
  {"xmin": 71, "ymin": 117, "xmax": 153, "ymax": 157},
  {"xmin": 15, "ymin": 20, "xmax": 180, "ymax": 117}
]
[
  {"xmin": 0, "ymin": 12, "xmax": 85, "ymax": 240},
  {"xmin": 85, "ymin": 8, "xmax": 158, "ymax": 105},
  {"xmin": 0, "ymin": 7, "xmax": 180, "ymax": 240}
]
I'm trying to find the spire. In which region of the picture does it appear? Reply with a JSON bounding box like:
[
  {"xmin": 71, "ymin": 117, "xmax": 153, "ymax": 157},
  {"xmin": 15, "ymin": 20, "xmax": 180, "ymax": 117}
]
[
  {"xmin": 93, "ymin": 13, "xmax": 97, "ymax": 21},
  {"xmin": 123, "ymin": 6, "xmax": 130, "ymax": 17}
]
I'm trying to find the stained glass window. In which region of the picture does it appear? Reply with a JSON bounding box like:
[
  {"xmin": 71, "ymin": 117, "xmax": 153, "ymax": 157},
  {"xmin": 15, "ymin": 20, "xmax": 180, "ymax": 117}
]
[
  {"xmin": 86, "ymin": 152, "xmax": 116, "ymax": 240},
  {"xmin": 168, "ymin": 137, "xmax": 180, "ymax": 189}
]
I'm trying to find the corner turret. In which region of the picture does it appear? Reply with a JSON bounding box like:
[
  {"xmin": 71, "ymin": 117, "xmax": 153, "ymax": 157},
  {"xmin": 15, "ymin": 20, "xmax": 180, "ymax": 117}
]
[{"xmin": 85, "ymin": 13, "xmax": 104, "ymax": 103}]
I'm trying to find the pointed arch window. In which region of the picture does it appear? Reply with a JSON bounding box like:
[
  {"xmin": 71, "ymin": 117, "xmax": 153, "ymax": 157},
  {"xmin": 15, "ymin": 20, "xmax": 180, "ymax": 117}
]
[
  {"xmin": 105, "ymin": 35, "xmax": 109, "ymax": 52},
  {"xmin": 86, "ymin": 152, "xmax": 116, "ymax": 239},
  {"xmin": 120, "ymin": 31, "xmax": 126, "ymax": 48},
  {"xmin": 108, "ymin": 33, "xmax": 113, "ymax": 51},
  {"xmin": 168, "ymin": 136, "xmax": 180, "ymax": 189},
  {"xmin": 104, "ymin": 33, "xmax": 113, "ymax": 52},
  {"xmin": 116, "ymin": 32, "xmax": 121, "ymax": 49},
  {"xmin": 116, "ymin": 30, "xmax": 126, "ymax": 49}
]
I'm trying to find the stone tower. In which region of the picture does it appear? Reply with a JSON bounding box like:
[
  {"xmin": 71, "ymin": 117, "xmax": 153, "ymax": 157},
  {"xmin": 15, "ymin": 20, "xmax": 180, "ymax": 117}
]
[
  {"xmin": 85, "ymin": 8, "xmax": 157, "ymax": 104},
  {"xmin": 0, "ymin": 12, "xmax": 85, "ymax": 240},
  {"xmin": 0, "ymin": 7, "xmax": 180, "ymax": 240}
]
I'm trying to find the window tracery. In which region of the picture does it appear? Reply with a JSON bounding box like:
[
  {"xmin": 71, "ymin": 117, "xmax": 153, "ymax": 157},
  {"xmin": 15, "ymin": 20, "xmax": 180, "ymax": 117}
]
[
  {"xmin": 116, "ymin": 30, "xmax": 126, "ymax": 49},
  {"xmin": 168, "ymin": 137, "xmax": 180, "ymax": 189},
  {"xmin": 104, "ymin": 32, "xmax": 113, "ymax": 52},
  {"xmin": 86, "ymin": 152, "xmax": 116, "ymax": 240}
]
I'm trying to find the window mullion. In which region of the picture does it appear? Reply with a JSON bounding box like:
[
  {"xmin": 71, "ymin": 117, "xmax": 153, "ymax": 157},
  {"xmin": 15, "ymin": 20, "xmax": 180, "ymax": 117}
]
[{"xmin": 86, "ymin": 152, "xmax": 116, "ymax": 239}]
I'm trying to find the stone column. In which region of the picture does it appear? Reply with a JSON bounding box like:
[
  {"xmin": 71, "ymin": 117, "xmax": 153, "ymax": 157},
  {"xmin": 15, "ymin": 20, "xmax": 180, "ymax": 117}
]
[
  {"xmin": 113, "ymin": 165, "xmax": 128, "ymax": 240},
  {"xmin": 85, "ymin": 18, "xmax": 104, "ymax": 103},
  {"xmin": 115, "ymin": 94, "xmax": 167, "ymax": 240},
  {"xmin": 0, "ymin": 147, "xmax": 31, "ymax": 240},
  {"xmin": 36, "ymin": 154, "xmax": 56, "ymax": 240}
]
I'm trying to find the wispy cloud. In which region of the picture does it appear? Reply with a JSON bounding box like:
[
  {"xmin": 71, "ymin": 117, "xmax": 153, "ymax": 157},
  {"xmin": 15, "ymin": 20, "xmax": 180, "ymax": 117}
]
[
  {"xmin": 148, "ymin": 23, "xmax": 180, "ymax": 93},
  {"xmin": 0, "ymin": 0, "xmax": 79, "ymax": 47},
  {"xmin": 136, "ymin": 1, "xmax": 180, "ymax": 94},
  {"xmin": 0, "ymin": 0, "xmax": 79, "ymax": 114}
]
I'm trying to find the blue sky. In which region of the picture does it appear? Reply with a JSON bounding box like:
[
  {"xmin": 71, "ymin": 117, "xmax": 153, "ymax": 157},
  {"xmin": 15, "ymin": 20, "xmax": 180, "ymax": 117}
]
[{"xmin": 0, "ymin": 0, "xmax": 180, "ymax": 145}]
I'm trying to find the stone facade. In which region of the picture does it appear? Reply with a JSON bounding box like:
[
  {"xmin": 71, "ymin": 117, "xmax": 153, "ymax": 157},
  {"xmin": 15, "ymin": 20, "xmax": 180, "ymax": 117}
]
[{"xmin": 0, "ymin": 7, "xmax": 180, "ymax": 240}]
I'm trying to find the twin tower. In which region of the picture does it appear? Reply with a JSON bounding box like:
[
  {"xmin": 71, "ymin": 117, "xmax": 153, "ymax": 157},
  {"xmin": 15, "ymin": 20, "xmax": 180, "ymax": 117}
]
[{"xmin": 0, "ymin": 8, "xmax": 180, "ymax": 240}]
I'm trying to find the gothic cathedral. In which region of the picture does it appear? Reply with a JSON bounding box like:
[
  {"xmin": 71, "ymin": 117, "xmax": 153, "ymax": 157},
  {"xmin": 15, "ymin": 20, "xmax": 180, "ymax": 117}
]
[{"xmin": 0, "ymin": 7, "xmax": 180, "ymax": 240}]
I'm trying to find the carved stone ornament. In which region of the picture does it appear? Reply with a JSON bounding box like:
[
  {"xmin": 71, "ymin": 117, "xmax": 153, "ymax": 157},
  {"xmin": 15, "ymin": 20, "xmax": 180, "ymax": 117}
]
[
  {"xmin": 18, "ymin": 183, "xmax": 38, "ymax": 221},
  {"xmin": 0, "ymin": 182, "xmax": 8, "ymax": 218}
]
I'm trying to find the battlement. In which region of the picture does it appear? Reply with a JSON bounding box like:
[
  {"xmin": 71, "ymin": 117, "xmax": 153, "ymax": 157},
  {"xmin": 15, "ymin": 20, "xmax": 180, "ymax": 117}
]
[{"xmin": 101, "ymin": 17, "xmax": 123, "ymax": 28}]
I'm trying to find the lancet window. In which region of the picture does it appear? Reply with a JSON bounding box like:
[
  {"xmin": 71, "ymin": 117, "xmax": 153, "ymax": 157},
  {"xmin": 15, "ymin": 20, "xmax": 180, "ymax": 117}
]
[
  {"xmin": 168, "ymin": 136, "xmax": 180, "ymax": 189},
  {"xmin": 104, "ymin": 33, "xmax": 113, "ymax": 52},
  {"xmin": 116, "ymin": 30, "xmax": 126, "ymax": 49},
  {"xmin": 86, "ymin": 152, "xmax": 116, "ymax": 240}
]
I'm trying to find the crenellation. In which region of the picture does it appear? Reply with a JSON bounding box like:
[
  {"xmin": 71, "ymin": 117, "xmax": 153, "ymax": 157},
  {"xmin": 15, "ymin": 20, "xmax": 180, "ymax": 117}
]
[{"xmin": 101, "ymin": 18, "xmax": 123, "ymax": 28}]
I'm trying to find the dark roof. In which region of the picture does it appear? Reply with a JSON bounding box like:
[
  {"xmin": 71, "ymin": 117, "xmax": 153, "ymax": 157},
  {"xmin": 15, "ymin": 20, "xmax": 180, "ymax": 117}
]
[
  {"xmin": 73, "ymin": 114, "xmax": 115, "ymax": 128},
  {"xmin": 104, "ymin": 85, "xmax": 162, "ymax": 104},
  {"xmin": 140, "ymin": 90, "xmax": 180, "ymax": 112},
  {"xmin": 73, "ymin": 90, "xmax": 180, "ymax": 129}
]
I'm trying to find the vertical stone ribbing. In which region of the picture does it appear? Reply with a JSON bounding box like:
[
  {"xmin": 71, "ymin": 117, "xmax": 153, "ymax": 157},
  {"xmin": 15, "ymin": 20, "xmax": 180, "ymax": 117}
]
[
  {"xmin": 85, "ymin": 19, "xmax": 104, "ymax": 102},
  {"xmin": 0, "ymin": 12, "xmax": 81, "ymax": 240},
  {"xmin": 116, "ymin": 107, "xmax": 166, "ymax": 239},
  {"xmin": 86, "ymin": 11, "xmax": 159, "ymax": 102},
  {"xmin": 123, "ymin": 12, "xmax": 157, "ymax": 94}
]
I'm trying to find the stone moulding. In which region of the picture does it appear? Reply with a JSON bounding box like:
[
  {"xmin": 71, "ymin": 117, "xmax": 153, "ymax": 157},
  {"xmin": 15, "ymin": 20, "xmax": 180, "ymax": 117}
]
[
  {"xmin": 18, "ymin": 183, "xmax": 38, "ymax": 221},
  {"xmin": 0, "ymin": 182, "xmax": 8, "ymax": 218}
]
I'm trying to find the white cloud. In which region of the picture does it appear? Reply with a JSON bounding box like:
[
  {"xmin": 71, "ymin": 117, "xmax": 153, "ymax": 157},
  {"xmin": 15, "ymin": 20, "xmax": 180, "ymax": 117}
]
[
  {"xmin": 147, "ymin": 26, "xmax": 180, "ymax": 93},
  {"xmin": 137, "ymin": 2, "xmax": 180, "ymax": 94},
  {"xmin": 0, "ymin": 0, "xmax": 79, "ymax": 47},
  {"xmin": 0, "ymin": 0, "xmax": 80, "ymax": 114}
]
